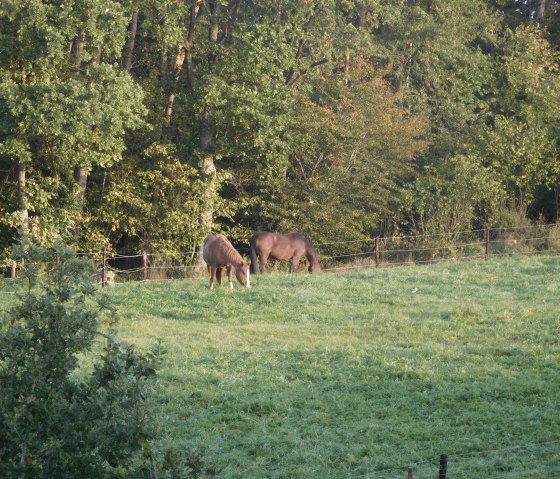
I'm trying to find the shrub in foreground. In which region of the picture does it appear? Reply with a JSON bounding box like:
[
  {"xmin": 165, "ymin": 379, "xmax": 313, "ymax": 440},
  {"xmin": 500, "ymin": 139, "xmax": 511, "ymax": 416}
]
[{"xmin": 0, "ymin": 243, "xmax": 160, "ymax": 478}]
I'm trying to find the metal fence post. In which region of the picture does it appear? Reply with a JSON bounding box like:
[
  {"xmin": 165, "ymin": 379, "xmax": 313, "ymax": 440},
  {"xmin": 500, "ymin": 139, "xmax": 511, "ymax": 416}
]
[
  {"xmin": 439, "ymin": 454, "xmax": 448, "ymax": 479},
  {"xmin": 143, "ymin": 252, "xmax": 148, "ymax": 281},
  {"xmin": 101, "ymin": 248, "xmax": 107, "ymax": 287}
]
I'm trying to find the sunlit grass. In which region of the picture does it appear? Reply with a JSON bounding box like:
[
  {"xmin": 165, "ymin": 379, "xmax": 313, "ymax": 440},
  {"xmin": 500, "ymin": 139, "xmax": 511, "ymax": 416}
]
[{"xmin": 2, "ymin": 255, "xmax": 559, "ymax": 478}]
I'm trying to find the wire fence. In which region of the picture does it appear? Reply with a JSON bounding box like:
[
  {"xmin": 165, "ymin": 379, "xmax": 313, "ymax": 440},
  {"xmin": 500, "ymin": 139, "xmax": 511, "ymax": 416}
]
[
  {"xmin": 5, "ymin": 223, "xmax": 560, "ymax": 285},
  {"xmin": 338, "ymin": 439, "xmax": 560, "ymax": 479}
]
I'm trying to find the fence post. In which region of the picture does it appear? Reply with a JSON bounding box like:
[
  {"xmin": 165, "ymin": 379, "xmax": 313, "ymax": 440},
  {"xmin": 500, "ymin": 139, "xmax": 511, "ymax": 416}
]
[
  {"xmin": 11, "ymin": 260, "xmax": 17, "ymax": 279},
  {"xmin": 407, "ymin": 465, "xmax": 414, "ymax": 479},
  {"xmin": 484, "ymin": 228, "xmax": 489, "ymax": 260},
  {"xmin": 101, "ymin": 248, "xmax": 107, "ymax": 288},
  {"xmin": 375, "ymin": 237, "xmax": 380, "ymax": 268},
  {"xmin": 143, "ymin": 252, "xmax": 148, "ymax": 281},
  {"xmin": 438, "ymin": 454, "xmax": 448, "ymax": 479}
]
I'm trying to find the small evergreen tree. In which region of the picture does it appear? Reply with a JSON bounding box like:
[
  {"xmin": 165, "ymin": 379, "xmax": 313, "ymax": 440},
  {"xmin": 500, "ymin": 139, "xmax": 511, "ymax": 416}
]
[{"xmin": 0, "ymin": 243, "xmax": 159, "ymax": 478}]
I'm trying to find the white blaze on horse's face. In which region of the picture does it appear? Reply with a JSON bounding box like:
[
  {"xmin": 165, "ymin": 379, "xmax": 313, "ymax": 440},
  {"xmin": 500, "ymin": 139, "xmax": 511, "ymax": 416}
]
[{"xmin": 246, "ymin": 269, "xmax": 251, "ymax": 288}]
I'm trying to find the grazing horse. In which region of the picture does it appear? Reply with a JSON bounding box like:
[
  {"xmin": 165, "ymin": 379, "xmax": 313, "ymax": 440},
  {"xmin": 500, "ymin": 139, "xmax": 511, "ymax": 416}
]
[
  {"xmin": 250, "ymin": 231, "xmax": 321, "ymax": 274},
  {"xmin": 203, "ymin": 234, "xmax": 251, "ymax": 289}
]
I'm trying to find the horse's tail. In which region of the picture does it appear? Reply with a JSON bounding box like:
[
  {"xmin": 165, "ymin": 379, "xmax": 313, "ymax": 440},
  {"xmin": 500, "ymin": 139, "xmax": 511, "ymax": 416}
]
[{"xmin": 249, "ymin": 235, "xmax": 258, "ymax": 274}]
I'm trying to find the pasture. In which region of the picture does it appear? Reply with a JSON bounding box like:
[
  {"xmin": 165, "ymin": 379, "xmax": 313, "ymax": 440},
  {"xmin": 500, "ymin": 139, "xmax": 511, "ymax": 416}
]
[{"xmin": 3, "ymin": 255, "xmax": 560, "ymax": 478}]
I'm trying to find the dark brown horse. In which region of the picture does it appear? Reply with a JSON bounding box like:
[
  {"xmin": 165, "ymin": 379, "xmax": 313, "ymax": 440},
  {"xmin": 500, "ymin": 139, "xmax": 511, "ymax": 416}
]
[
  {"xmin": 203, "ymin": 234, "xmax": 251, "ymax": 289},
  {"xmin": 250, "ymin": 232, "xmax": 321, "ymax": 274}
]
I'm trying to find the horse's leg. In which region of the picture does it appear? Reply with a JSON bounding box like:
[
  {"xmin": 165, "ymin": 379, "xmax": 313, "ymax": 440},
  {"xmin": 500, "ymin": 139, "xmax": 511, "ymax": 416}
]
[
  {"xmin": 227, "ymin": 265, "xmax": 234, "ymax": 289},
  {"xmin": 208, "ymin": 266, "xmax": 216, "ymax": 290},
  {"xmin": 260, "ymin": 253, "xmax": 269, "ymax": 274},
  {"xmin": 250, "ymin": 238, "xmax": 260, "ymax": 274},
  {"xmin": 290, "ymin": 254, "xmax": 302, "ymax": 272},
  {"xmin": 216, "ymin": 267, "xmax": 224, "ymax": 286}
]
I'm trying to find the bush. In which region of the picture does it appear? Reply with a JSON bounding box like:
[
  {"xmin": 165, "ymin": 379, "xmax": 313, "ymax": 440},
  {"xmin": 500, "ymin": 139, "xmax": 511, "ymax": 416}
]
[{"xmin": 0, "ymin": 243, "xmax": 160, "ymax": 478}]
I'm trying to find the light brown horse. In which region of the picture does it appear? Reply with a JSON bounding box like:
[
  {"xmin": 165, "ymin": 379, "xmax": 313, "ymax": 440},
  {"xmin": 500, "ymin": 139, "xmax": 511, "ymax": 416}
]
[
  {"xmin": 250, "ymin": 231, "xmax": 321, "ymax": 274},
  {"xmin": 203, "ymin": 234, "xmax": 251, "ymax": 289}
]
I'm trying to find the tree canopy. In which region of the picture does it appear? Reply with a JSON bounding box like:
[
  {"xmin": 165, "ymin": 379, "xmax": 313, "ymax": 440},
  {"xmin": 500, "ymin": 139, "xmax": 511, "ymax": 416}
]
[{"xmin": 1, "ymin": 0, "xmax": 559, "ymax": 258}]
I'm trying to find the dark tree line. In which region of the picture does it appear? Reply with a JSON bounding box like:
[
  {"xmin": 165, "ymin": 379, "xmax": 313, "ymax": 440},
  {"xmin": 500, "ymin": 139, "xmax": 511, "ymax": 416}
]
[{"xmin": 1, "ymin": 0, "xmax": 559, "ymax": 258}]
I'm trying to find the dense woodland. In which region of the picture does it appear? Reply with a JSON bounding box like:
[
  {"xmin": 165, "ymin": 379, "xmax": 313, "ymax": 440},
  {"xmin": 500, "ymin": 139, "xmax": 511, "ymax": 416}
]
[{"xmin": 1, "ymin": 0, "xmax": 559, "ymax": 260}]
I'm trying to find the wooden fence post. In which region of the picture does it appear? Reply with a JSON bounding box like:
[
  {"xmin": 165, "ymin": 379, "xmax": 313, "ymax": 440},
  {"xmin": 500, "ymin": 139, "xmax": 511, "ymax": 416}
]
[
  {"xmin": 101, "ymin": 248, "xmax": 107, "ymax": 288},
  {"xmin": 143, "ymin": 252, "xmax": 148, "ymax": 281},
  {"xmin": 11, "ymin": 260, "xmax": 17, "ymax": 279},
  {"xmin": 375, "ymin": 237, "xmax": 380, "ymax": 268},
  {"xmin": 439, "ymin": 454, "xmax": 448, "ymax": 479},
  {"xmin": 484, "ymin": 228, "xmax": 489, "ymax": 260}
]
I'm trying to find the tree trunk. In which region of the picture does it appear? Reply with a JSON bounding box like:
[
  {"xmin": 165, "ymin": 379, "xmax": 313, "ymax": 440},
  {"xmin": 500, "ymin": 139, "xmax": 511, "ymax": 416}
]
[
  {"xmin": 72, "ymin": 31, "xmax": 90, "ymax": 212},
  {"xmin": 165, "ymin": 45, "xmax": 185, "ymax": 122},
  {"xmin": 200, "ymin": 155, "xmax": 217, "ymax": 235},
  {"xmin": 18, "ymin": 162, "xmax": 29, "ymax": 238},
  {"xmin": 195, "ymin": 111, "xmax": 217, "ymax": 271},
  {"xmin": 555, "ymin": 184, "xmax": 559, "ymax": 224},
  {"xmin": 185, "ymin": 2, "xmax": 202, "ymax": 93},
  {"xmin": 165, "ymin": 46, "xmax": 186, "ymax": 120},
  {"xmin": 19, "ymin": 443, "xmax": 29, "ymax": 479},
  {"xmin": 123, "ymin": 13, "xmax": 138, "ymax": 71},
  {"xmin": 208, "ymin": 4, "xmax": 220, "ymax": 46},
  {"xmin": 166, "ymin": 2, "xmax": 201, "ymax": 121},
  {"xmin": 194, "ymin": 2, "xmax": 221, "ymax": 271},
  {"xmin": 74, "ymin": 167, "xmax": 88, "ymax": 211},
  {"xmin": 535, "ymin": 0, "xmax": 546, "ymax": 20},
  {"xmin": 72, "ymin": 30, "xmax": 85, "ymax": 69}
]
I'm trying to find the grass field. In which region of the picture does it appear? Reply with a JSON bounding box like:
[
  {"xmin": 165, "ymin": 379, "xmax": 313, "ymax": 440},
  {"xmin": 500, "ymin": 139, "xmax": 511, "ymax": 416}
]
[{"xmin": 3, "ymin": 255, "xmax": 560, "ymax": 478}]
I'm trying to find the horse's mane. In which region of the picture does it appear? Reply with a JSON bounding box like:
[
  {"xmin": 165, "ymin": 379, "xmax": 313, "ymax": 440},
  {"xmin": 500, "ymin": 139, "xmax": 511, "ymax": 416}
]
[
  {"xmin": 307, "ymin": 242, "xmax": 319, "ymax": 262},
  {"xmin": 214, "ymin": 235, "xmax": 245, "ymax": 265},
  {"xmin": 297, "ymin": 233, "xmax": 319, "ymax": 261}
]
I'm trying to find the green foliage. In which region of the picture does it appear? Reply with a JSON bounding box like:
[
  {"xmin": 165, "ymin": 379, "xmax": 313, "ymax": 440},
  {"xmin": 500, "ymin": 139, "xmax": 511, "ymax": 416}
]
[
  {"xmin": 0, "ymin": 243, "xmax": 159, "ymax": 478},
  {"xmin": 197, "ymin": 20, "xmax": 294, "ymax": 174},
  {"xmin": 88, "ymin": 144, "xmax": 213, "ymax": 255},
  {"xmin": 1, "ymin": 66, "xmax": 147, "ymax": 169},
  {"xmin": 1, "ymin": 0, "xmax": 559, "ymax": 256},
  {"xmin": 379, "ymin": 0, "xmax": 501, "ymax": 135},
  {"xmin": 402, "ymin": 154, "xmax": 505, "ymax": 235},
  {"xmin": 0, "ymin": 66, "xmax": 148, "ymax": 243},
  {"xmin": 0, "ymin": 170, "xmax": 88, "ymax": 249},
  {"xmin": 481, "ymin": 25, "xmax": 560, "ymax": 207},
  {"xmin": 392, "ymin": 5, "xmax": 559, "ymax": 230},
  {"xmin": 0, "ymin": 0, "xmax": 148, "ymax": 248},
  {"xmin": 252, "ymin": 58, "xmax": 427, "ymax": 243}
]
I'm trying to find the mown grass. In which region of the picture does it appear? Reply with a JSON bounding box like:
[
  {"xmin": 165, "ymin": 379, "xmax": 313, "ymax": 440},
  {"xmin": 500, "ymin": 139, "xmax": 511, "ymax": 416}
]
[{"xmin": 2, "ymin": 255, "xmax": 559, "ymax": 478}]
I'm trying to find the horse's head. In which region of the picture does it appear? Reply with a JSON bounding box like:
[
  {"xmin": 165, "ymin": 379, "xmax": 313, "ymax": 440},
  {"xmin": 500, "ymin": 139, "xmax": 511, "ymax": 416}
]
[
  {"xmin": 235, "ymin": 262, "xmax": 251, "ymax": 288},
  {"xmin": 308, "ymin": 261, "xmax": 321, "ymax": 273}
]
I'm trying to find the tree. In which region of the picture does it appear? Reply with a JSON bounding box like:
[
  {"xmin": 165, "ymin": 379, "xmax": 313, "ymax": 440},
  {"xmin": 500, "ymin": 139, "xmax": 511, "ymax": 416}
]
[
  {"xmin": 0, "ymin": 0, "xmax": 147, "ymax": 249},
  {"xmin": 2, "ymin": 1, "xmax": 559, "ymax": 258},
  {"xmin": 88, "ymin": 144, "xmax": 209, "ymax": 255},
  {"xmin": 481, "ymin": 25, "xmax": 560, "ymax": 214},
  {"xmin": 401, "ymin": 153, "xmax": 505, "ymax": 236},
  {"xmin": 0, "ymin": 243, "xmax": 159, "ymax": 478},
  {"xmin": 255, "ymin": 58, "xmax": 427, "ymax": 244},
  {"xmin": 378, "ymin": 0, "xmax": 502, "ymax": 158}
]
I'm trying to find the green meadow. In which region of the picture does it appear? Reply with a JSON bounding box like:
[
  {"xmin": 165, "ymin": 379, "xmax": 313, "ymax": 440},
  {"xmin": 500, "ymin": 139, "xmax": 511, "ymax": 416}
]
[{"xmin": 3, "ymin": 255, "xmax": 560, "ymax": 478}]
